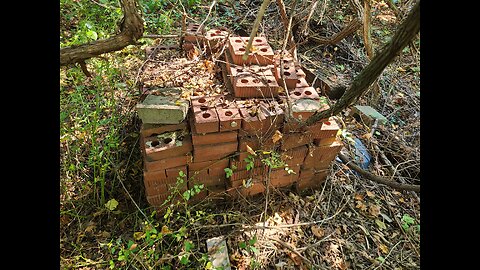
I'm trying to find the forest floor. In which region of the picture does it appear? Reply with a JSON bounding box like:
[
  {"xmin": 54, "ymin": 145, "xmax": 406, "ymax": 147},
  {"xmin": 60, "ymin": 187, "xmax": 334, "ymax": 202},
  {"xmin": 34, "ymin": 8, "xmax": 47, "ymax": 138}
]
[{"xmin": 60, "ymin": 1, "xmax": 420, "ymax": 269}]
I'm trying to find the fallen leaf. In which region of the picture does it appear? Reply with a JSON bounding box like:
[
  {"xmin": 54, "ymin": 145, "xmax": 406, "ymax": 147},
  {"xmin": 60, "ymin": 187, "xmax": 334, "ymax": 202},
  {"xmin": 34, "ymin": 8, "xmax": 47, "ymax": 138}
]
[
  {"xmin": 105, "ymin": 198, "xmax": 119, "ymax": 211},
  {"xmin": 272, "ymin": 130, "xmax": 283, "ymax": 144},
  {"xmin": 354, "ymin": 193, "xmax": 364, "ymax": 201},
  {"xmin": 129, "ymin": 243, "xmax": 138, "ymax": 250},
  {"xmin": 379, "ymin": 243, "xmax": 389, "ymax": 254},
  {"xmin": 366, "ymin": 190, "xmax": 375, "ymax": 198},
  {"xmin": 362, "ymin": 133, "xmax": 372, "ymax": 140},
  {"xmin": 246, "ymin": 144, "xmax": 257, "ymax": 156},
  {"xmin": 311, "ymin": 226, "xmax": 325, "ymax": 238},
  {"xmin": 375, "ymin": 219, "xmax": 387, "ymax": 230},
  {"xmin": 356, "ymin": 200, "xmax": 367, "ymax": 211},
  {"xmin": 368, "ymin": 204, "xmax": 381, "ymax": 217},
  {"xmin": 289, "ymin": 252, "xmax": 302, "ymax": 266},
  {"xmin": 133, "ymin": 231, "xmax": 145, "ymax": 240},
  {"xmin": 161, "ymin": 225, "xmax": 172, "ymax": 235}
]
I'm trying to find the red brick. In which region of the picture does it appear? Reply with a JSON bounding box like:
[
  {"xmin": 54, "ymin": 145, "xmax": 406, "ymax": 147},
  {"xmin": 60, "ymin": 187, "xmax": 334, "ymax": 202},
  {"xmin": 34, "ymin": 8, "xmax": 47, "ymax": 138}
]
[
  {"xmin": 295, "ymin": 77, "xmax": 310, "ymax": 88},
  {"xmin": 298, "ymin": 168, "xmax": 315, "ymax": 180},
  {"xmin": 280, "ymin": 132, "xmax": 313, "ymax": 150},
  {"xmin": 189, "ymin": 158, "xmax": 230, "ymax": 173},
  {"xmin": 140, "ymin": 122, "xmax": 188, "ymax": 139},
  {"xmin": 295, "ymin": 170, "xmax": 328, "ymax": 192},
  {"xmin": 165, "ymin": 165, "xmax": 188, "ymax": 179},
  {"xmin": 144, "ymin": 154, "xmax": 192, "ymax": 172},
  {"xmin": 289, "ymin": 87, "xmax": 320, "ymax": 100},
  {"xmin": 193, "ymin": 141, "xmax": 238, "ymax": 162},
  {"xmin": 274, "ymin": 64, "xmax": 298, "ymax": 89},
  {"xmin": 312, "ymin": 118, "xmax": 340, "ymax": 140},
  {"xmin": 184, "ymin": 23, "xmax": 204, "ymax": 43},
  {"xmin": 236, "ymin": 182, "xmax": 266, "ymax": 197},
  {"xmin": 232, "ymin": 72, "xmax": 279, "ymax": 98},
  {"xmin": 280, "ymin": 145, "xmax": 308, "ymax": 166},
  {"xmin": 303, "ymin": 140, "xmax": 343, "ymax": 170},
  {"xmin": 269, "ymin": 166, "xmax": 300, "ymax": 188},
  {"xmin": 217, "ymin": 107, "xmax": 242, "ymax": 132},
  {"xmin": 192, "ymin": 130, "xmax": 237, "ymax": 146},
  {"xmin": 239, "ymin": 106, "xmax": 266, "ymax": 136},
  {"xmin": 191, "ymin": 95, "xmax": 224, "ymax": 109},
  {"xmin": 230, "ymin": 167, "xmax": 267, "ymax": 184},
  {"xmin": 228, "ymin": 37, "xmax": 274, "ymax": 65},
  {"xmin": 259, "ymin": 100, "xmax": 284, "ymax": 134},
  {"xmin": 204, "ymin": 28, "xmax": 229, "ymax": 53},
  {"xmin": 227, "ymin": 64, "xmax": 274, "ymax": 86},
  {"xmin": 193, "ymin": 109, "xmax": 220, "ymax": 134},
  {"xmin": 230, "ymin": 156, "xmax": 264, "ymax": 171},
  {"xmin": 190, "ymin": 170, "xmax": 226, "ymax": 187},
  {"xmin": 143, "ymin": 131, "xmax": 192, "ymax": 161},
  {"xmin": 206, "ymin": 183, "xmax": 226, "ymax": 197}
]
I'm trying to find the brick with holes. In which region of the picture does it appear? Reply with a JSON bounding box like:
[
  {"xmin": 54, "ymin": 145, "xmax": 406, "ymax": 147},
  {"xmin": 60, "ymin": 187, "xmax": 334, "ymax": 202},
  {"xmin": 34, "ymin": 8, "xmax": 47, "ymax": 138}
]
[{"xmin": 143, "ymin": 130, "xmax": 192, "ymax": 161}]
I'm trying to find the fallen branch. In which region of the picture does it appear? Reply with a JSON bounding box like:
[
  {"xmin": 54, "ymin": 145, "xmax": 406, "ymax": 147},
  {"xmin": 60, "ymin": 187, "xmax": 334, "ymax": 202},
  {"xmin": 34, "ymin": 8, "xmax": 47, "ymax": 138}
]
[
  {"xmin": 338, "ymin": 152, "xmax": 420, "ymax": 192},
  {"xmin": 243, "ymin": 0, "xmax": 271, "ymax": 61},
  {"xmin": 309, "ymin": 18, "xmax": 362, "ymax": 45}
]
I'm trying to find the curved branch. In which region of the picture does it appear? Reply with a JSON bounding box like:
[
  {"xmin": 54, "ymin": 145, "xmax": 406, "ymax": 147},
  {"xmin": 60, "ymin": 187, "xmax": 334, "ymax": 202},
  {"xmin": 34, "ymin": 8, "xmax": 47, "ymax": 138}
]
[
  {"xmin": 306, "ymin": 0, "xmax": 420, "ymax": 125},
  {"xmin": 338, "ymin": 153, "xmax": 420, "ymax": 192},
  {"xmin": 60, "ymin": 0, "xmax": 144, "ymax": 66}
]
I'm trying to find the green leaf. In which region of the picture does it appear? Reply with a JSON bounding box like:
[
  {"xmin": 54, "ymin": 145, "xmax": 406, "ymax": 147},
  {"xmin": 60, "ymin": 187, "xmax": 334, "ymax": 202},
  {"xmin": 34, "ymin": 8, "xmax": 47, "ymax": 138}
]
[
  {"xmin": 250, "ymin": 246, "xmax": 259, "ymax": 254},
  {"xmin": 377, "ymin": 256, "xmax": 385, "ymax": 263},
  {"xmin": 184, "ymin": 240, "xmax": 194, "ymax": 252},
  {"xmin": 182, "ymin": 190, "xmax": 191, "ymax": 201},
  {"xmin": 179, "ymin": 254, "xmax": 190, "ymax": 265},
  {"xmin": 402, "ymin": 214, "xmax": 415, "ymax": 225},
  {"xmin": 239, "ymin": 241, "xmax": 247, "ymax": 249},
  {"xmin": 248, "ymin": 236, "xmax": 257, "ymax": 246},
  {"xmin": 205, "ymin": 261, "xmax": 213, "ymax": 269},
  {"xmin": 179, "ymin": 170, "xmax": 185, "ymax": 177},
  {"xmin": 86, "ymin": 30, "xmax": 98, "ymax": 40},
  {"xmin": 105, "ymin": 199, "xmax": 118, "ymax": 211},
  {"xmin": 224, "ymin": 168, "xmax": 233, "ymax": 178}
]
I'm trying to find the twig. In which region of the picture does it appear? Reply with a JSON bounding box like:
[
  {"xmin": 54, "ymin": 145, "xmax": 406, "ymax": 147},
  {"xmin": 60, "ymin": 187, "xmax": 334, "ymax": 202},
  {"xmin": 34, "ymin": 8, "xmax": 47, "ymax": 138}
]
[
  {"xmin": 268, "ymin": 237, "xmax": 316, "ymax": 267},
  {"xmin": 242, "ymin": 0, "xmax": 271, "ymax": 61},
  {"xmin": 373, "ymin": 240, "xmax": 404, "ymax": 270},
  {"xmin": 142, "ymin": 34, "xmax": 179, "ymax": 39},
  {"xmin": 338, "ymin": 153, "xmax": 420, "ymax": 192},
  {"xmin": 198, "ymin": 0, "xmax": 217, "ymax": 34},
  {"xmin": 301, "ymin": 0, "xmax": 319, "ymax": 36}
]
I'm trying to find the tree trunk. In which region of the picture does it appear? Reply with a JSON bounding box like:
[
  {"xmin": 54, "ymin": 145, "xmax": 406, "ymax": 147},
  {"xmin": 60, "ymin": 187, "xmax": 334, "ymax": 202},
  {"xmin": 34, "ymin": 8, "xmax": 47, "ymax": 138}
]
[
  {"xmin": 306, "ymin": 0, "xmax": 420, "ymax": 125},
  {"xmin": 60, "ymin": 0, "xmax": 144, "ymax": 66}
]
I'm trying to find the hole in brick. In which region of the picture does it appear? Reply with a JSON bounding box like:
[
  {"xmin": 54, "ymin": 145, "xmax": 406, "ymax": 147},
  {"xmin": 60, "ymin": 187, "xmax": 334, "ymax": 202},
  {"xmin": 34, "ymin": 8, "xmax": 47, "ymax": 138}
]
[
  {"xmin": 236, "ymin": 68, "xmax": 243, "ymax": 73},
  {"xmin": 195, "ymin": 88, "xmax": 203, "ymax": 93},
  {"xmin": 277, "ymin": 99, "xmax": 284, "ymax": 104},
  {"xmin": 239, "ymin": 47, "xmax": 246, "ymax": 52},
  {"xmin": 150, "ymin": 133, "xmax": 159, "ymax": 137},
  {"xmin": 255, "ymin": 39, "xmax": 263, "ymax": 43},
  {"xmin": 220, "ymin": 102, "xmax": 228, "ymax": 108},
  {"xmin": 178, "ymin": 135, "xmax": 185, "ymax": 141},
  {"xmin": 200, "ymin": 105, "xmax": 209, "ymax": 111},
  {"xmin": 241, "ymin": 79, "xmax": 248, "ymax": 83},
  {"xmin": 283, "ymin": 59, "xmax": 290, "ymax": 64},
  {"xmin": 163, "ymin": 138, "xmax": 173, "ymax": 144},
  {"xmin": 278, "ymin": 92, "xmax": 286, "ymax": 97},
  {"xmin": 210, "ymin": 33, "xmax": 216, "ymax": 36},
  {"xmin": 198, "ymin": 97, "xmax": 206, "ymax": 103},
  {"xmin": 202, "ymin": 112, "xmax": 211, "ymax": 118},
  {"xmin": 267, "ymin": 79, "xmax": 272, "ymax": 83},
  {"xmin": 324, "ymin": 121, "xmax": 331, "ymax": 125},
  {"xmin": 151, "ymin": 140, "xmax": 160, "ymax": 147},
  {"xmin": 260, "ymin": 48, "xmax": 268, "ymax": 52},
  {"xmin": 305, "ymin": 90, "xmax": 312, "ymax": 95},
  {"xmin": 249, "ymin": 111, "xmax": 257, "ymax": 117},
  {"xmin": 225, "ymin": 110, "xmax": 233, "ymax": 116},
  {"xmin": 293, "ymin": 91, "xmax": 301, "ymax": 96},
  {"xmin": 297, "ymin": 79, "xmax": 301, "ymax": 83},
  {"xmin": 253, "ymin": 79, "xmax": 260, "ymax": 83},
  {"xmin": 215, "ymin": 30, "xmax": 222, "ymax": 34},
  {"xmin": 234, "ymin": 38, "xmax": 242, "ymax": 43},
  {"xmin": 284, "ymin": 71, "xmax": 291, "ymax": 76}
]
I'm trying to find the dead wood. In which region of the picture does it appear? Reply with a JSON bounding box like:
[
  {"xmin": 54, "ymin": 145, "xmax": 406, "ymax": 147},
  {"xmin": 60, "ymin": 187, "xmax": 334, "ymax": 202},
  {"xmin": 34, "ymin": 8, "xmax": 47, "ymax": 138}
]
[
  {"xmin": 338, "ymin": 152, "xmax": 420, "ymax": 192},
  {"xmin": 60, "ymin": 0, "xmax": 144, "ymax": 66},
  {"xmin": 305, "ymin": 0, "xmax": 420, "ymax": 125},
  {"xmin": 309, "ymin": 18, "xmax": 362, "ymax": 45}
]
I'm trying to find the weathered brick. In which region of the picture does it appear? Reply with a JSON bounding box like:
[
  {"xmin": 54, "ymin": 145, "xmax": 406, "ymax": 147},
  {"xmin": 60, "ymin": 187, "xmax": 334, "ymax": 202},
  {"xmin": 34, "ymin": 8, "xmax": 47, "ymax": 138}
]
[
  {"xmin": 217, "ymin": 107, "xmax": 242, "ymax": 132},
  {"xmin": 228, "ymin": 36, "xmax": 274, "ymax": 65},
  {"xmin": 192, "ymin": 108, "xmax": 220, "ymax": 134},
  {"xmin": 140, "ymin": 121, "xmax": 188, "ymax": 139},
  {"xmin": 280, "ymin": 145, "xmax": 308, "ymax": 166},
  {"xmin": 189, "ymin": 158, "xmax": 230, "ymax": 173},
  {"xmin": 204, "ymin": 28, "xmax": 229, "ymax": 53},
  {"xmin": 192, "ymin": 130, "xmax": 237, "ymax": 146},
  {"xmin": 295, "ymin": 170, "xmax": 328, "ymax": 192},
  {"xmin": 269, "ymin": 166, "xmax": 300, "ymax": 188},
  {"xmin": 136, "ymin": 94, "xmax": 189, "ymax": 124},
  {"xmin": 193, "ymin": 141, "xmax": 238, "ymax": 162},
  {"xmin": 280, "ymin": 132, "xmax": 313, "ymax": 150},
  {"xmin": 184, "ymin": 23, "xmax": 205, "ymax": 43},
  {"xmin": 289, "ymin": 87, "xmax": 320, "ymax": 100},
  {"xmin": 303, "ymin": 139, "xmax": 343, "ymax": 170},
  {"xmin": 143, "ymin": 131, "xmax": 192, "ymax": 161},
  {"xmin": 144, "ymin": 154, "xmax": 192, "ymax": 172}
]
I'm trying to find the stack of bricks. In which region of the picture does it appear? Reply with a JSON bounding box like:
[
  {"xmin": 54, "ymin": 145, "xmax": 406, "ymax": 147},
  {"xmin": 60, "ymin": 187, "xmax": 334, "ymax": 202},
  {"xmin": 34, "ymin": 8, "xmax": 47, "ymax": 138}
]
[{"xmin": 136, "ymin": 27, "xmax": 344, "ymax": 210}]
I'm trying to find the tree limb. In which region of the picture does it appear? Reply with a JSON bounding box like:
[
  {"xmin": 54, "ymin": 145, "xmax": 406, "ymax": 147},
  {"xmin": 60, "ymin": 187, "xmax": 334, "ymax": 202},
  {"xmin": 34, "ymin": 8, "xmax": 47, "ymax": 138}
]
[
  {"xmin": 338, "ymin": 152, "xmax": 420, "ymax": 192},
  {"xmin": 305, "ymin": 0, "xmax": 420, "ymax": 125},
  {"xmin": 60, "ymin": 0, "xmax": 144, "ymax": 66}
]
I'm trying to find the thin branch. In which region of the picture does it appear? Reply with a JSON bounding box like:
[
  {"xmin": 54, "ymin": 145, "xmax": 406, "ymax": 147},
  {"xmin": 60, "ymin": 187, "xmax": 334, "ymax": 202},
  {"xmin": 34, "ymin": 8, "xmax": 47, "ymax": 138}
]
[
  {"xmin": 243, "ymin": 0, "xmax": 272, "ymax": 61},
  {"xmin": 198, "ymin": 0, "xmax": 217, "ymax": 34},
  {"xmin": 338, "ymin": 152, "xmax": 420, "ymax": 192}
]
